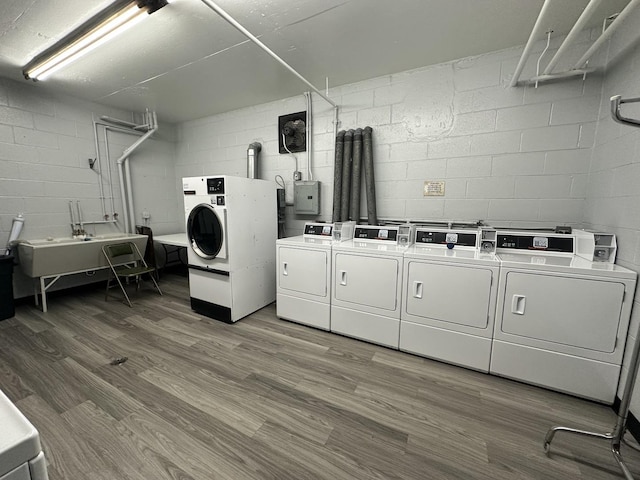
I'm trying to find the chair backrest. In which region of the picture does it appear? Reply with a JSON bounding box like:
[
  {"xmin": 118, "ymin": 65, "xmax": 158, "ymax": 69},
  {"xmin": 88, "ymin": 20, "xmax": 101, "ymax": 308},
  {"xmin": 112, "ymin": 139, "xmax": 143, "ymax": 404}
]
[
  {"xmin": 135, "ymin": 225, "xmax": 156, "ymax": 268},
  {"xmin": 102, "ymin": 242, "xmax": 147, "ymax": 269}
]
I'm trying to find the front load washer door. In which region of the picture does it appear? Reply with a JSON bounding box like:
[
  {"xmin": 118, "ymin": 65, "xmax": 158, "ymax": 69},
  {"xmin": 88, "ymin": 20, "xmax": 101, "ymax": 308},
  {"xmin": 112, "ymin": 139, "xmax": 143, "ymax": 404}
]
[{"xmin": 187, "ymin": 204, "xmax": 227, "ymax": 260}]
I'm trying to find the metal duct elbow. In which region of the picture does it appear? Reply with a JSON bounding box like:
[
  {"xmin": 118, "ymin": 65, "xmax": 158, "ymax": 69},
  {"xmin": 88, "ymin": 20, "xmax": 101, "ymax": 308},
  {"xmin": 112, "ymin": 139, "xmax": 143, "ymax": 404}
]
[{"xmin": 247, "ymin": 142, "xmax": 262, "ymax": 179}]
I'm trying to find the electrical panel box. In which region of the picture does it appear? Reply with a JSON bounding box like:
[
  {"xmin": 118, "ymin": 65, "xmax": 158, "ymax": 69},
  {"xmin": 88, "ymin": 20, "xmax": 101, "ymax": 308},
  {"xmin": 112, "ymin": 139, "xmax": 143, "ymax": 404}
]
[{"xmin": 294, "ymin": 181, "xmax": 320, "ymax": 215}]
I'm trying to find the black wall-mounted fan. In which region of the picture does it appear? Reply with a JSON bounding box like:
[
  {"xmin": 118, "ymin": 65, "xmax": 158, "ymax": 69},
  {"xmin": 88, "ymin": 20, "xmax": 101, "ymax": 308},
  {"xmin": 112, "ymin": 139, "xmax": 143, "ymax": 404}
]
[{"xmin": 278, "ymin": 111, "xmax": 307, "ymax": 154}]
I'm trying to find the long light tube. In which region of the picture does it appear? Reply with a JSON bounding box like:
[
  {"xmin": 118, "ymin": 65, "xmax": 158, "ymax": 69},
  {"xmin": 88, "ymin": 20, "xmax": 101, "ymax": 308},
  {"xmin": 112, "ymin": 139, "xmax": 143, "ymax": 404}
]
[{"xmin": 23, "ymin": 0, "xmax": 168, "ymax": 81}]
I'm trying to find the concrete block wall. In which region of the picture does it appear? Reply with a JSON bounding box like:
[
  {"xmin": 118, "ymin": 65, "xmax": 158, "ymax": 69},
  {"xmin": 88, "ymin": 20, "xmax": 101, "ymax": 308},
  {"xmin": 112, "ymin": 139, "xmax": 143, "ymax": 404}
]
[
  {"xmin": 175, "ymin": 29, "xmax": 602, "ymax": 236},
  {"xmin": 0, "ymin": 78, "xmax": 180, "ymax": 297},
  {"xmin": 586, "ymin": 31, "xmax": 640, "ymax": 415}
]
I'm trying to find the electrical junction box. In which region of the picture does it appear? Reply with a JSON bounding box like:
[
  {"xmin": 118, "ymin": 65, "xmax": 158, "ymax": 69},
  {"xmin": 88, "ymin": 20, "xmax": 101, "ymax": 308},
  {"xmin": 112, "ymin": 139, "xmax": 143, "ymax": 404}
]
[{"xmin": 294, "ymin": 181, "xmax": 320, "ymax": 215}]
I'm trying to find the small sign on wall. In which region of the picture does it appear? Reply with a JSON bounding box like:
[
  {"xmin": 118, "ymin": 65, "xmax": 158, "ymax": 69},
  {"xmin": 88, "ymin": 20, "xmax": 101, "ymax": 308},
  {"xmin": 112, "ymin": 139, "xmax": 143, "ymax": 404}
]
[{"xmin": 423, "ymin": 181, "xmax": 445, "ymax": 196}]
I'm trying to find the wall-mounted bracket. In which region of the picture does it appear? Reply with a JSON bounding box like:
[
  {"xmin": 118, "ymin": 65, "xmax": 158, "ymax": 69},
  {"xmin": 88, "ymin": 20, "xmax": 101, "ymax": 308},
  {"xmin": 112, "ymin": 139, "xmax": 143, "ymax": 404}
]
[{"xmin": 611, "ymin": 95, "xmax": 640, "ymax": 127}]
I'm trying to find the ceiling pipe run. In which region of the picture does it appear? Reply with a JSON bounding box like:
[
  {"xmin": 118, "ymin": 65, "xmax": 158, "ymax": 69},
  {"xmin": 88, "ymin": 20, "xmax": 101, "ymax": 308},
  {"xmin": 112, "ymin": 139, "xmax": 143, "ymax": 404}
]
[
  {"xmin": 543, "ymin": 0, "xmax": 604, "ymax": 75},
  {"xmin": 199, "ymin": 0, "xmax": 337, "ymax": 108},
  {"xmin": 509, "ymin": 0, "xmax": 553, "ymax": 87},
  {"xmin": 572, "ymin": 0, "xmax": 640, "ymax": 70}
]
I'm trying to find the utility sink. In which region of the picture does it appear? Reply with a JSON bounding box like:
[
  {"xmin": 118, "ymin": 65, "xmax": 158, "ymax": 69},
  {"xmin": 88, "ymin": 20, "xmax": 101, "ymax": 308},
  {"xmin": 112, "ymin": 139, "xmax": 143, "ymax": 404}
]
[{"xmin": 18, "ymin": 233, "xmax": 148, "ymax": 278}]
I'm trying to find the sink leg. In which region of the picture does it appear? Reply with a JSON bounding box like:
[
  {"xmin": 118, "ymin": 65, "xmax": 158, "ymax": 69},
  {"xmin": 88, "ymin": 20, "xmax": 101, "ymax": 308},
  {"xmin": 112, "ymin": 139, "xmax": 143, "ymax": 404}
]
[{"xmin": 40, "ymin": 277, "xmax": 48, "ymax": 313}]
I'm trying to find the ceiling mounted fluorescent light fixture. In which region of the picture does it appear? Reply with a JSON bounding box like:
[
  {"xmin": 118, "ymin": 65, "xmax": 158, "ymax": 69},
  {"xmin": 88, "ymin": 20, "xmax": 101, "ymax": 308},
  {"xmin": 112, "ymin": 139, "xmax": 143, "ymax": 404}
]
[{"xmin": 23, "ymin": 0, "xmax": 168, "ymax": 81}]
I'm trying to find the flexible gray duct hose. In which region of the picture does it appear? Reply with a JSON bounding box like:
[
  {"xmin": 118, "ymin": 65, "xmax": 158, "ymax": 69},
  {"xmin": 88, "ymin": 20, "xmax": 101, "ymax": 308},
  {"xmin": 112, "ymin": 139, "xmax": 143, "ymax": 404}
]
[
  {"xmin": 350, "ymin": 128, "xmax": 363, "ymax": 222},
  {"xmin": 363, "ymin": 126, "xmax": 378, "ymax": 225},
  {"xmin": 340, "ymin": 130, "xmax": 354, "ymax": 222},
  {"xmin": 332, "ymin": 131, "xmax": 345, "ymax": 222}
]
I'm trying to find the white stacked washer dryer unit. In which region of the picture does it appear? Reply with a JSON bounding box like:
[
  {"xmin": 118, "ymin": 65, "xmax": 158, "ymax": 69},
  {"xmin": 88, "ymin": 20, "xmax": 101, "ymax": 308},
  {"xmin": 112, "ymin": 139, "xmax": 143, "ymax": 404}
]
[
  {"xmin": 491, "ymin": 230, "xmax": 637, "ymax": 403},
  {"xmin": 183, "ymin": 175, "xmax": 276, "ymax": 323},
  {"xmin": 331, "ymin": 224, "xmax": 414, "ymax": 348},
  {"xmin": 276, "ymin": 222, "xmax": 355, "ymax": 330},
  {"xmin": 400, "ymin": 225, "xmax": 499, "ymax": 372}
]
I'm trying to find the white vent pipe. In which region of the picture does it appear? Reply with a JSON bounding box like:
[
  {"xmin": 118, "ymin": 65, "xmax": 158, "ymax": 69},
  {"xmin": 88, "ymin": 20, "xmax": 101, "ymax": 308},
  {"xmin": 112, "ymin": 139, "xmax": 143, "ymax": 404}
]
[
  {"xmin": 543, "ymin": 0, "xmax": 604, "ymax": 75},
  {"xmin": 116, "ymin": 111, "xmax": 158, "ymax": 233},
  {"xmin": 510, "ymin": 0, "xmax": 553, "ymax": 87},
  {"xmin": 573, "ymin": 0, "xmax": 640, "ymax": 70}
]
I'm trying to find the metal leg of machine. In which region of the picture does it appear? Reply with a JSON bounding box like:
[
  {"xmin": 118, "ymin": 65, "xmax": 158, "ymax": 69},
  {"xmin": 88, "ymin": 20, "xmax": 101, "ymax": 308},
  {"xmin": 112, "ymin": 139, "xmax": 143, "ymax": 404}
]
[{"xmin": 544, "ymin": 313, "xmax": 640, "ymax": 480}]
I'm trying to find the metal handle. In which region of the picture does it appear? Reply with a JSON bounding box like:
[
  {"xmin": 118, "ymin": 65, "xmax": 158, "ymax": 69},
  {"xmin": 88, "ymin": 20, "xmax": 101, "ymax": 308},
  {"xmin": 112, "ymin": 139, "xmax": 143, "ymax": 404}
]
[
  {"xmin": 413, "ymin": 281, "xmax": 423, "ymax": 299},
  {"xmin": 340, "ymin": 270, "xmax": 347, "ymax": 286},
  {"xmin": 511, "ymin": 295, "xmax": 526, "ymax": 315},
  {"xmin": 283, "ymin": 262, "xmax": 288, "ymax": 276}
]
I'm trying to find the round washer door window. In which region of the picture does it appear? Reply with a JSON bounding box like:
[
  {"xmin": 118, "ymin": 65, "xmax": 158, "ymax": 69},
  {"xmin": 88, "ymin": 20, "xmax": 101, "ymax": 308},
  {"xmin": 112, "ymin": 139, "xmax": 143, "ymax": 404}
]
[{"xmin": 187, "ymin": 204, "xmax": 223, "ymax": 259}]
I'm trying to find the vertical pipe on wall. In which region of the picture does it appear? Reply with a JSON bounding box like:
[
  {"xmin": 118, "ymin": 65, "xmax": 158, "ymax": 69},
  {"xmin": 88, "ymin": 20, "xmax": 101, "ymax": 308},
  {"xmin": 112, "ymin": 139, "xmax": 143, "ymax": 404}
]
[
  {"xmin": 350, "ymin": 128, "xmax": 363, "ymax": 222},
  {"xmin": 340, "ymin": 130, "xmax": 354, "ymax": 222},
  {"xmin": 363, "ymin": 126, "xmax": 378, "ymax": 225},
  {"xmin": 332, "ymin": 130, "xmax": 345, "ymax": 222}
]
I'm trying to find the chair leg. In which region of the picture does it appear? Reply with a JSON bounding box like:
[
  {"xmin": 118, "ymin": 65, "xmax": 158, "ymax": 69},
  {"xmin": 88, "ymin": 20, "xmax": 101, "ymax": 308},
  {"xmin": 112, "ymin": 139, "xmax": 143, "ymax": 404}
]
[
  {"xmin": 149, "ymin": 274, "xmax": 163, "ymax": 296},
  {"xmin": 114, "ymin": 275, "xmax": 133, "ymax": 308}
]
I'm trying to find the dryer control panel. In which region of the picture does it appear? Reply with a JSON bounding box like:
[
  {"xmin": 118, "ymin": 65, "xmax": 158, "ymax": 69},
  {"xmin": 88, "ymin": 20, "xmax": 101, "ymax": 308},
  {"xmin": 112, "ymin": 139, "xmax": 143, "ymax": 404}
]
[
  {"xmin": 496, "ymin": 232, "xmax": 574, "ymax": 253},
  {"xmin": 207, "ymin": 177, "xmax": 225, "ymax": 194}
]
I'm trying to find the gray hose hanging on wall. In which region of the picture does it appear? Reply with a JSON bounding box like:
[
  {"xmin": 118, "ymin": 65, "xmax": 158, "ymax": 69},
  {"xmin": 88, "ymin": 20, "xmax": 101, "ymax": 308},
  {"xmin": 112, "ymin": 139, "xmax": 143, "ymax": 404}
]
[
  {"xmin": 332, "ymin": 130, "xmax": 345, "ymax": 222},
  {"xmin": 350, "ymin": 128, "xmax": 363, "ymax": 222},
  {"xmin": 363, "ymin": 126, "xmax": 378, "ymax": 225},
  {"xmin": 340, "ymin": 130, "xmax": 354, "ymax": 222}
]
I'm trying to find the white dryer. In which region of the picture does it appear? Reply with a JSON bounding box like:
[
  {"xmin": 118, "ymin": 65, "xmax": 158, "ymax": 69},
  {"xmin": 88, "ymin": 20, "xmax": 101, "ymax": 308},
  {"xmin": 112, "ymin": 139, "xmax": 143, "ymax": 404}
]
[
  {"xmin": 400, "ymin": 226, "xmax": 499, "ymax": 372},
  {"xmin": 0, "ymin": 389, "xmax": 48, "ymax": 480},
  {"xmin": 183, "ymin": 175, "xmax": 276, "ymax": 323},
  {"xmin": 276, "ymin": 222, "xmax": 355, "ymax": 330},
  {"xmin": 331, "ymin": 224, "xmax": 414, "ymax": 348},
  {"xmin": 491, "ymin": 230, "xmax": 637, "ymax": 403}
]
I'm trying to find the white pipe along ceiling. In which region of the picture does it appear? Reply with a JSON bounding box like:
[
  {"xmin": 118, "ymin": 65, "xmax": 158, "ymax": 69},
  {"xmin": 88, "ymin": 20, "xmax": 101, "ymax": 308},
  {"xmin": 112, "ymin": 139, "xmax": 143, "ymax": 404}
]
[{"xmin": 511, "ymin": 0, "xmax": 640, "ymax": 87}]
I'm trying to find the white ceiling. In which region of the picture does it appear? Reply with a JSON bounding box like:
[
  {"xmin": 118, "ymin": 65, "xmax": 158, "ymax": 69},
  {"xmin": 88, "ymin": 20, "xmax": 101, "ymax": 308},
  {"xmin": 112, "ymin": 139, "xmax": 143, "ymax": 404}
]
[{"xmin": 0, "ymin": 0, "xmax": 632, "ymax": 123}]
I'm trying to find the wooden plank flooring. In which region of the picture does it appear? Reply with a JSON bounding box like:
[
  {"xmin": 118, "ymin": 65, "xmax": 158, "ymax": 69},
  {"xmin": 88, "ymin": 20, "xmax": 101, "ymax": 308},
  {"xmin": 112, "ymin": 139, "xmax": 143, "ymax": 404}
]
[{"xmin": 2, "ymin": 273, "xmax": 640, "ymax": 479}]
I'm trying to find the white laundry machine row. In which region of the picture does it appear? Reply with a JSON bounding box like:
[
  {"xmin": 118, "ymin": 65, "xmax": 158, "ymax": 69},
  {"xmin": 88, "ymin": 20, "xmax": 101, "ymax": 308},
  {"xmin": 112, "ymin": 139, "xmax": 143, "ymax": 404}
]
[
  {"xmin": 331, "ymin": 224, "xmax": 415, "ymax": 348},
  {"xmin": 400, "ymin": 226, "xmax": 500, "ymax": 372},
  {"xmin": 491, "ymin": 230, "xmax": 637, "ymax": 403},
  {"xmin": 183, "ymin": 176, "xmax": 276, "ymax": 323},
  {"xmin": 276, "ymin": 222, "xmax": 355, "ymax": 330},
  {"xmin": 0, "ymin": 389, "xmax": 48, "ymax": 480}
]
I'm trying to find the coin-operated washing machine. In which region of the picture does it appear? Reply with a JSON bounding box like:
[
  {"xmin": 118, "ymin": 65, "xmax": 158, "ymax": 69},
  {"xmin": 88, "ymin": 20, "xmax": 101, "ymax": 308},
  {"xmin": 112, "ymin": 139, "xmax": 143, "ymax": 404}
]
[
  {"xmin": 183, "ymin": 175, "xmax": 276, "ymax": 323},
  {"xmin": 491, "ymin": 230, "xmax": 637, "ymax": 403},
  {"xmin": 400, "ymin": 225, "xmax": 499, "ymax": 372},
  {"xmin": 276, "ymin": 222, "xmax": 355, "ymax": 330},
  {"xmin": 331, "ymin": 224, "xmax": 414, "ymax": 348}
]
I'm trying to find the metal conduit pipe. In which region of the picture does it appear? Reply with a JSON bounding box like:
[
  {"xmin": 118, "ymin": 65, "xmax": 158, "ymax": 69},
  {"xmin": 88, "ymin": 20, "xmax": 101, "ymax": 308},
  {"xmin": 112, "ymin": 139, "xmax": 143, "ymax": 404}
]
[
  {"xmin": 350, "ymin": 128, "xmax": 363, "ymax": 222},
  {"xmin": 509, "ymin": 0, "xmax": 553, "ymax": 87},
  {"xmin": 543, "ymin": 0, "xmax": 604, "ymax": 75},
  {"xmin": 362, "ymin": 126, "xmax": 378, "ymax": 225},
  {"xmin": 91, "ymin": 116, "xmax": 108, "ymax": 218},
  {"xmin": 305, "ymin": 92, "xmax": 313, "ymax": 181},
  {"xmin": 332, "ymin": 131, "xmax": 345, "ymax": 222},
  {"xmin": 340, "ymin": 130, "xmax": 354, "ymax": 221}
]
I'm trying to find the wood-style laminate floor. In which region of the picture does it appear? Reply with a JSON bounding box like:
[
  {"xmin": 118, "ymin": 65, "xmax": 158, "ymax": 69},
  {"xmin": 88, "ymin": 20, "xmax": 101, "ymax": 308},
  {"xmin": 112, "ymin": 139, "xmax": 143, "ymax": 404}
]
[{"xmin": 2, "ymin": 273, "xmax": 640, "ymax": 479}]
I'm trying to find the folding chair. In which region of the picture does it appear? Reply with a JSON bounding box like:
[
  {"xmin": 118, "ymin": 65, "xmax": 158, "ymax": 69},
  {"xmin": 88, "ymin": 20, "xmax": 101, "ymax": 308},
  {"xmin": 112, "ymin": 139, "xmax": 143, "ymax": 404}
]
[{"xmin": 102, "ymin": 242, "xmax": 162, "ymax": 307}]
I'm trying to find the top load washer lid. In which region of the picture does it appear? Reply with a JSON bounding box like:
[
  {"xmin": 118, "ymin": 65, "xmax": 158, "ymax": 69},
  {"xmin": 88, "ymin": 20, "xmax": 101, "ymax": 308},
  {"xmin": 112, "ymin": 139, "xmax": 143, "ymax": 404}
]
[
  {"xmin": 405, "ymin": 245, "xmax": 499, "ymax": 265},
  {"xmin": 497, "ymin": 252, "xmax": 638, "ymax": 279},
  {"xmin": 0, "ymin": 389, "xmax": 42, "ymax": 476}
]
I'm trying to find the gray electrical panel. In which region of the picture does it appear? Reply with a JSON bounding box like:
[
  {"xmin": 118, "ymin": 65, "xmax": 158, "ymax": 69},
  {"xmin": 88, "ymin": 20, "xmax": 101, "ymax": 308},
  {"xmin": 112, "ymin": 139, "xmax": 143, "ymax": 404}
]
[{"xmin": 294, "ymin": 181, "xmax": 320, "ymax": 215}]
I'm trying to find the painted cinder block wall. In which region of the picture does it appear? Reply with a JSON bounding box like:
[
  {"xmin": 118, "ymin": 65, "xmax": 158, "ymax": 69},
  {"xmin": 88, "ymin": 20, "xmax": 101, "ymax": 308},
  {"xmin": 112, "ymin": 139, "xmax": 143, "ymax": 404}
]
[
  {"xmin": 175, "ymin": 29, "xmax": 602, "ymax": 237},
  {"xmin": 0, "ymin": 78, "xmax": 181, "ymax": 297},
  {"xmin": 585, "ymin": 7, "xmax": 640, "ymax": 417}
]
